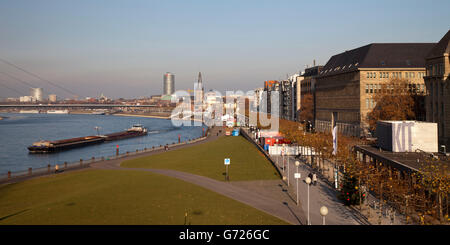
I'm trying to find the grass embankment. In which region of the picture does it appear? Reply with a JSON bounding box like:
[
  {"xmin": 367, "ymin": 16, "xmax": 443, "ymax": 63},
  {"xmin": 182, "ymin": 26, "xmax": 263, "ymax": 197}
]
[
  {"xmin": 0, "ymin": 170, "xmax": 288, "ymax": 225},
  {"xmin": 122, "ymin": 136, "xmax": 280, "ymax": 181}
]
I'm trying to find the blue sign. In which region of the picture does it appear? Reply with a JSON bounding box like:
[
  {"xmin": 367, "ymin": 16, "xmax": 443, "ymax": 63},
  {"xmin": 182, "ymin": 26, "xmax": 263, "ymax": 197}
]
[{"xmin": 224, "ymin": 158, "xmax": 230, "ymax": 165}]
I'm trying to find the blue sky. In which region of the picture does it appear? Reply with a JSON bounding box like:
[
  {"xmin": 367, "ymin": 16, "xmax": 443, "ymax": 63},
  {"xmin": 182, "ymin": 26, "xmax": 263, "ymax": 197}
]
[{"xmin": 0, "ymin": 0, "xmax": 449, "ymax": 99}]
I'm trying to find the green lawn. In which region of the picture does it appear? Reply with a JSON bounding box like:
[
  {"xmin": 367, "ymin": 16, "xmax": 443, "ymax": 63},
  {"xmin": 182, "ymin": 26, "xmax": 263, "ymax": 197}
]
[
  {"xmin": 122, "ymin": 136, "xmax": 280, "ymax": 181},
  {"xmin": 0, "ymin": 169, "xmax": 288, "ymax": 225}
]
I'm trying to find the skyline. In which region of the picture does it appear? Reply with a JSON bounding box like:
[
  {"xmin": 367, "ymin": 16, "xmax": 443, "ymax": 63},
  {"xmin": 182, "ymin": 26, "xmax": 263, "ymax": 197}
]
[{"xmin": 0, "ymin": 0, "xmax": 449, "ymax": 99}]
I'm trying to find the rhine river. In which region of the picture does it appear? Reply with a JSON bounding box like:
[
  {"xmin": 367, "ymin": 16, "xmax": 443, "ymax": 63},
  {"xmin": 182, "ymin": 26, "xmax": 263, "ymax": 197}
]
[{"xmin": 0, "ymin": 113, "xmax": 205, "ymax": 174}]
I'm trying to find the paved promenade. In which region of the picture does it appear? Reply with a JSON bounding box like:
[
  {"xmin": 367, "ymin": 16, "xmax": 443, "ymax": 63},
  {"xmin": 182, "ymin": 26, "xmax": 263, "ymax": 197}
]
[
  {"xmin": 93, "ymin": 126, "xmax": 305, "ymax": 225},
  {"xmin": 2, "ymin": 125, "xmax": 370, "ymax": 225}
]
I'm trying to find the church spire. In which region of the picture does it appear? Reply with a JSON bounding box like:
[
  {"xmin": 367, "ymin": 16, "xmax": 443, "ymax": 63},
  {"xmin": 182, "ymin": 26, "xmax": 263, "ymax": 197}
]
[{"xmin": 198, "ymin": 72, "xmax": 202, "ymax": 85}]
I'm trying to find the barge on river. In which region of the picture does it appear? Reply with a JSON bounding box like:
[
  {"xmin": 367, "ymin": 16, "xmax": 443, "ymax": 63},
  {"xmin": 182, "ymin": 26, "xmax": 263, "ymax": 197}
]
[{"xmin": 27, "ymin": 124, "xmax": 148, "ymax": 153}]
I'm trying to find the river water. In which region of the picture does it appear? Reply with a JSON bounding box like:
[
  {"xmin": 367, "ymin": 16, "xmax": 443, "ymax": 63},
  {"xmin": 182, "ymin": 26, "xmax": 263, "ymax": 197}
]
[{"xmin": 0, "ymin": 113, "xmax": 205, "ymax": 174}]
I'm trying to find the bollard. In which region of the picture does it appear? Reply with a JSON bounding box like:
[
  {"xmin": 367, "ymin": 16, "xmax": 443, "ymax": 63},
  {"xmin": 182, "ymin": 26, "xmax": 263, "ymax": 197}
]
[
  {"xmin": 178, "ymin": 134, "xmax": 181, "ymax": 143},
  {"xmin": 47, "ymin": 164, "xmax": 51, "ymax": 173},
  {"xmin": 64, "ymin": 162, "xmax": 67, "ymax": 169},
  {"xmin": 28, "ymin": 168, "xmax": 32, "ymax": 176},
  {"xmin": 8, "ymin": 171, "xmax": 11, "ymax": 179},
  {"xmin": 80, "ymin": 159, "xmax": 83, "ymax": 166}
]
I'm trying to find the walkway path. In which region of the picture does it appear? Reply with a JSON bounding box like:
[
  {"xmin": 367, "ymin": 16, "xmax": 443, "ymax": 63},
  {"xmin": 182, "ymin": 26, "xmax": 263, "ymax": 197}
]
[
  {"xmin": 241, "ymin": 128, "xmax": 368, "ymax": 225},
  {"xmin": 93, "ymin": 126, "xmax": 305, "ymax": 225}
]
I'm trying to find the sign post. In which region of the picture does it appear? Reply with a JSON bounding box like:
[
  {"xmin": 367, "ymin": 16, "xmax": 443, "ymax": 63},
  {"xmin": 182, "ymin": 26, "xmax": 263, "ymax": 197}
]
[{"xmin": 224, "ymin": 158, "xmax": 230, "ymax": 181}]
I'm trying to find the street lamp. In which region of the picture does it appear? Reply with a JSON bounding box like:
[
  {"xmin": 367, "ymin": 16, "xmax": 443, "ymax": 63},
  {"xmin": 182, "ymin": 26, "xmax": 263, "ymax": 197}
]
[
  {"xmin": 305, "ymin": 177, "xmax": 312, "ymax": 225},
  {"xmin": 294, "ymin": 169, "xmax": 301, "ymax": 206},
  {"xmin": 320, "ymin": 206, "xmax": 328, "ymax": 225},
  {"xmin": 287, "ymin": 149, "xmax": 290, "ymax": 187}
]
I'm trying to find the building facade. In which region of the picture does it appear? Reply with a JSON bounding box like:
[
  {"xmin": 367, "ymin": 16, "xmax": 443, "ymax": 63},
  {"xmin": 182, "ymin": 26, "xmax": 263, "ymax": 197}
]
[
  {"xmin": 424, "ymin": 30, "xmax": 450, "ymax": 149},
  {"xmin": 163, "ymin": 72, "xmax": 175, "ymax": 96},
  {"xmin": 300, "ymin": 66, "xmax": 323, "ymax": 125},
  {"xmin": 264, "ymin": 80, "xmax": 280, "ymax": 115},
  {"xmin": 280, "ymin": 80, "xmax": 293, "ymax": 120},
  {"xmin": 30, "ymin": 88, "xmax": 43, "ymax": 102},
  {"xmin": 315, "ymin": 43, "xmax": 434, "ymax": 137}
]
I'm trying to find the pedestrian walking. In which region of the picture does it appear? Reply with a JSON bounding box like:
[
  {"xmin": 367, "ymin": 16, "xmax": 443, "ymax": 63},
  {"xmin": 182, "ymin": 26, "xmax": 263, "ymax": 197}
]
[{"xmin": 312, "ymin": 173, "xmax": 317, "ymax": 186}]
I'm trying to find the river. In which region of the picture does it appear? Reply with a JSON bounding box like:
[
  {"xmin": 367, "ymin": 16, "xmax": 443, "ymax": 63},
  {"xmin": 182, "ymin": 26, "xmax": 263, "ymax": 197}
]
[{"xmin": 0, "ymin": 113, "xmax": 205, "ymax": 174}]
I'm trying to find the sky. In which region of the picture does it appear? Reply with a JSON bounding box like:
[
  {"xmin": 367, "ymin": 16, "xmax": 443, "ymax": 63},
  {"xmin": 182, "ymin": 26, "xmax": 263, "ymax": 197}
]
[{"xmin": 0, "ymin": 0, "xmax": 449, "ymax": 99}]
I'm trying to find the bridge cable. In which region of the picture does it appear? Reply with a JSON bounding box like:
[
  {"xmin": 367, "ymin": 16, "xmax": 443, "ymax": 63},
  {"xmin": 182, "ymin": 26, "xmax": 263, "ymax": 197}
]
[
  {"xmin": 0, "ymin": 58, "xmax": 80, "ymax": 98},
  {"xmin": 0, "ymin": 71, "xmax": 35, "ymax": 88}
]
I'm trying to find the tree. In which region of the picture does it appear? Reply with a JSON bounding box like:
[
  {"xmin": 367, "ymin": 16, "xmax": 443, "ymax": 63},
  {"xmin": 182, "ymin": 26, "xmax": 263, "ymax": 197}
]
[
  {"xmin": 299, "ymin": 93, "xmax": 314, "ymax": 123},
  {"xmin": 339, "ymin": 171, "xmax": 365, "ymax": 206},
  {"xmin": 367, "ymin": 78, "xmax": 422, "ymax": 133}
]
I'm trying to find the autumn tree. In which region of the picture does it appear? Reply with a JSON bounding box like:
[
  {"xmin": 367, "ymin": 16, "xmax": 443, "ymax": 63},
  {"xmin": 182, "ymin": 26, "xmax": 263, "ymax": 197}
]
[
  {"xmin": 367, "ymin": 78, "xmax": 423, "ymax": 133},
  {"xmin": 299, "ymin": 93, "xmax": 314, "ymax": 123}
]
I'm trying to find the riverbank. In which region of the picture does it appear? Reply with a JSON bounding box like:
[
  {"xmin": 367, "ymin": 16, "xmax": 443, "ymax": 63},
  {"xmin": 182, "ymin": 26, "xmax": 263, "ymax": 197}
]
[
  {"xmin": 0, "ymin": 126, "xmax": 290, "ymax": 225},
  {"xmin": 113, "ymin": 113, "xmax": 170, "ymax": 119}
]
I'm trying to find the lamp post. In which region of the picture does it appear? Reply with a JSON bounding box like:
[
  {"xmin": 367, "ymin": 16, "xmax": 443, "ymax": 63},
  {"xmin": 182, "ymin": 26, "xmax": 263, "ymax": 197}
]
[
  {"xmin": 320, "ymin": 206, "xmax": 328, "ymax": 225},
  {"xmin": 287, "ymin": 151, "xmax": 290, "ymax": 186},
  {"xmin": 305, "ymin": 177, "xmax": 311, "ymax": 225},
  {"xmin": 295, "ymin": 161, "xmax": 301, "ymax": 206}
]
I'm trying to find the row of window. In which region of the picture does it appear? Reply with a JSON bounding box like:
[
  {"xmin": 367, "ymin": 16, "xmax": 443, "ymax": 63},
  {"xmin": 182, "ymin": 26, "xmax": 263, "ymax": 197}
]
[
  {"xmin": 429, "ymin": 81, "xmax": 445, "ymax": 96},
  {"xmin": 427, "ymin": 63, "xmax": 445, "ymax": 76},
  {"xmin": 365, "ymin": 83, "xmax": 426, "ymax": 94},
  {"xmin": 365, "ymin": 98, "xmax": 376, "ymax": 109},
  {"xmin": 366, "ymin": 71, "xmax": 425, "ymax": 79}
]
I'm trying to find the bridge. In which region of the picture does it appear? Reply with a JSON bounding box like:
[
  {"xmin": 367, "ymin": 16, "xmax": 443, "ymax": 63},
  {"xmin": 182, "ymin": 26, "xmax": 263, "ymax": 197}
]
[{"xmin": 0, "ymin": 104, "xmax": 158, "ymax": 109}]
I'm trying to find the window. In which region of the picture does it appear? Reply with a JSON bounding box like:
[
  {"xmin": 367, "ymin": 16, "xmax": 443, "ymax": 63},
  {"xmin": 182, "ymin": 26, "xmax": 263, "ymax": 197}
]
[
  {"xmin": 367, "ymin": 72, "xmax": 370, "ymax": 78},
  {"xmin": 377, "ymin": 84, "xmax": 381, "ymax": 93},
  {"xmin": 399, "ymin": 72, "xmax": 402, "ymax": 79},
  {"xmin": 373, "ymin": 72, "xmax": 376, "ymax": 78},
  {"xmin": 366, "ymin": 98, "xmax": 369, "ymax": 109},
  {"xmin": 386, "ymin": 73, "xmax": 389, "ymax": 78},
  {"xmin": 369, "ymin": 84, "xmax": 373, "ymax": 93},
  {"xmin": 365, "ymin": 84, "xmax": 369, "ymax": 93}
]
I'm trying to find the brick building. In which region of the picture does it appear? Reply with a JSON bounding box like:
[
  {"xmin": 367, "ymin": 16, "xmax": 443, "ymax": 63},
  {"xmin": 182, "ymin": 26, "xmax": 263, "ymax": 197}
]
[
  {"xmin": 299, "ymin": 66, "xmax": 323, "ymax": 125},
  {"xmin": 315, "ymin": 43, "xmax": 434, "ymax": 137},
  {"xmin": 425, "ymin": 30, "xmax": 450, "ymax": 150}
]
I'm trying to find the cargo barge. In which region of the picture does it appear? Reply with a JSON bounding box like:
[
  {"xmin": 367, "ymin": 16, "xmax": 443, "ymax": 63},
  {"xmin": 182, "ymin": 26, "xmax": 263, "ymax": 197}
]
[{"xmin": 28, "ymin": 124, "xmax": 148, "ymax": 153}]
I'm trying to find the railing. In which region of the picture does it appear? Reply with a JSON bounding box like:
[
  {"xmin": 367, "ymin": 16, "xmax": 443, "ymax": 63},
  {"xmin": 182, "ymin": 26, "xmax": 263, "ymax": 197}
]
[{"xmin": 0, "ymin": 135, "xmax": 209, "ymax": 184}]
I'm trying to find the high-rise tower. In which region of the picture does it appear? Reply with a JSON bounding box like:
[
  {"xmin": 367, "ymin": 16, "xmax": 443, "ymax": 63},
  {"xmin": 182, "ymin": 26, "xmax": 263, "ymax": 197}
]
[{"xmin": 163, "ymin": 72, "xmax": 175, "ymax": 95}]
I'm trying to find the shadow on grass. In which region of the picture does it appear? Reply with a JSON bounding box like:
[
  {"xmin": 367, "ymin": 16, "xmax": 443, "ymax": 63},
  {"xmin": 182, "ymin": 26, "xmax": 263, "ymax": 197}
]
[{"xmin": 0, "ymin": 209, "xmax": 30, "ymax": 221}]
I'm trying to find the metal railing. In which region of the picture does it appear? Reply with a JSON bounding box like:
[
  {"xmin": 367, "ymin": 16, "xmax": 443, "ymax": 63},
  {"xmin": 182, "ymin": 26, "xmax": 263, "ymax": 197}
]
[{"xmin": 0, "ymin": 135, "xmax": 209, "ymax": 184}]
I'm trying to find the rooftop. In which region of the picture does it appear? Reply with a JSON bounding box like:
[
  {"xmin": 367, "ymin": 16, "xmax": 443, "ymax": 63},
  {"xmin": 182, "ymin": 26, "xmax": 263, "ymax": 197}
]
[
  {"xmin": 318, "ymin": 43, "xmax": 435, "ymax": 77},
  {"xmin": 355, "ymin": 145, "xmax": 450, "ymax": 173},
  {"xmin": 427, "ymin": 29, "xmax": 450, "ymax": 59}
]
